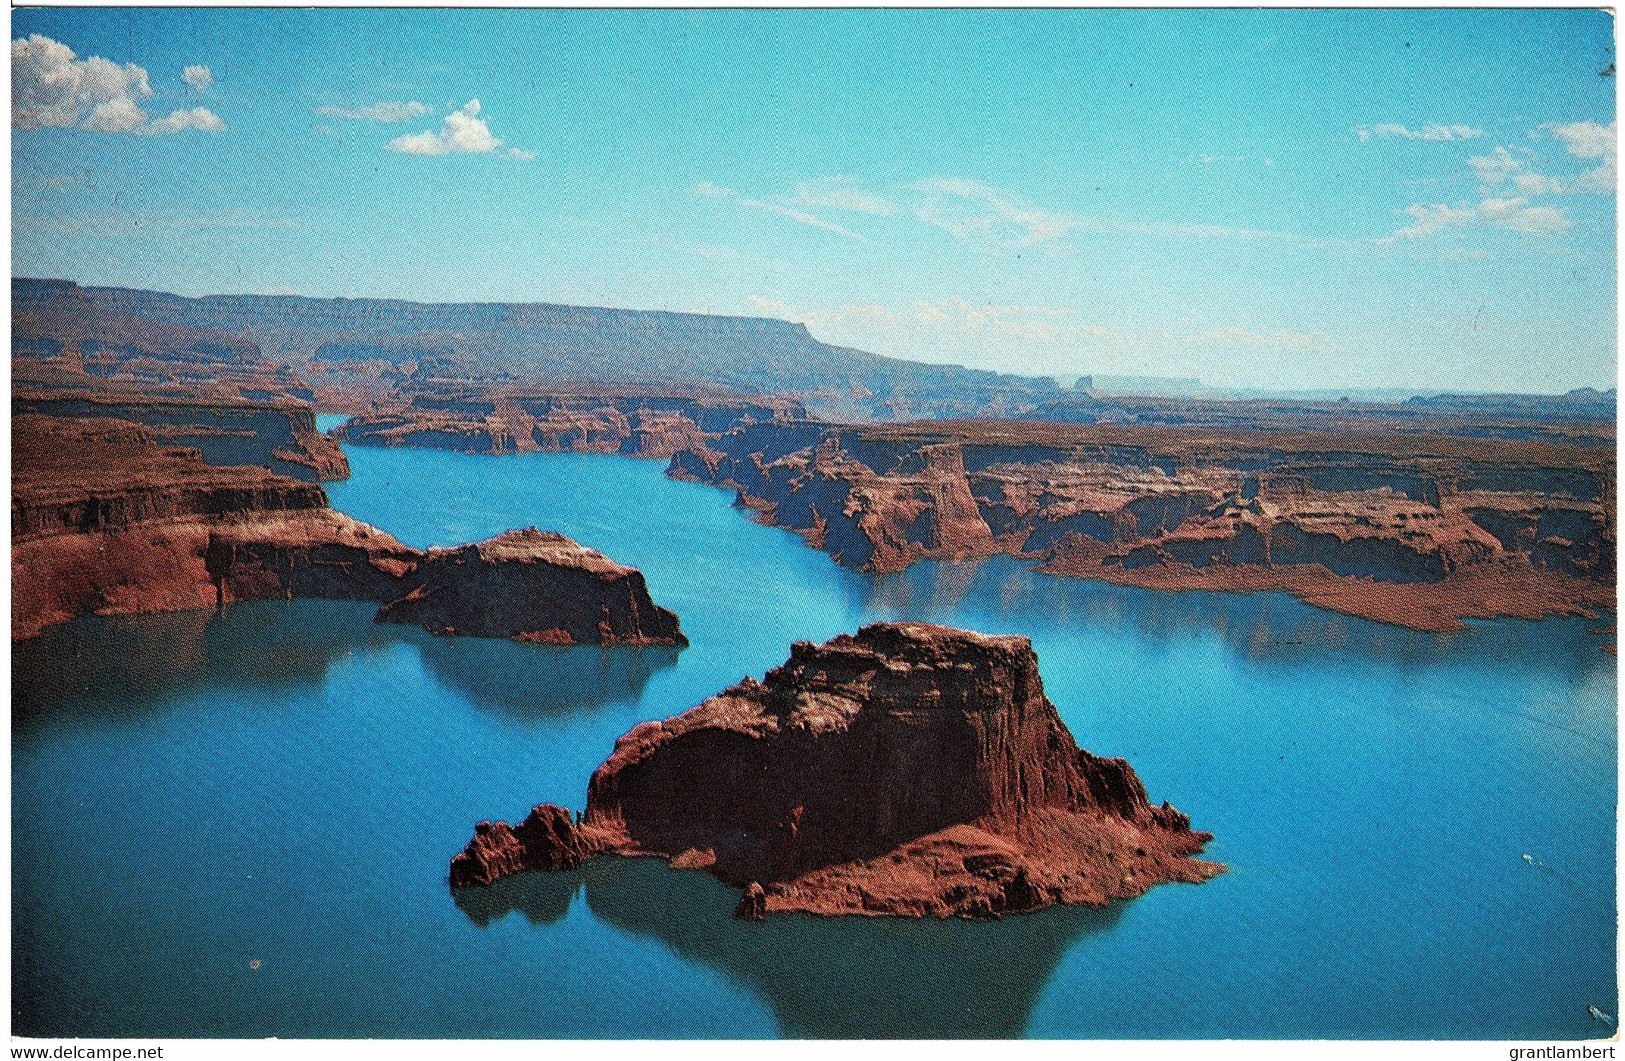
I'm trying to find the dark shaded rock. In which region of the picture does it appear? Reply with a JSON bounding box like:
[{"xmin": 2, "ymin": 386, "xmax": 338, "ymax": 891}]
[{"xmin": 373, "ymin": 528, "xmax": 686, "ymax": 646}]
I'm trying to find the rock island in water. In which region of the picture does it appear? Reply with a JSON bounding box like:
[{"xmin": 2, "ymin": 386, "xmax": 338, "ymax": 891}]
[{"xmin": 452, "ymin": 621, "xmax": 1222, "ymax": 918}]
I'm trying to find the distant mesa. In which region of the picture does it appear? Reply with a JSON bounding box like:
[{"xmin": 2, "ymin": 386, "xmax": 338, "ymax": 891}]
[
  {"xmin": 12, "ymin": 277, "xmax": 1056, "ymax": 422},
  {"xmin": 450, "ymin": 622, "xmax": 1222, "ymax": 918}
]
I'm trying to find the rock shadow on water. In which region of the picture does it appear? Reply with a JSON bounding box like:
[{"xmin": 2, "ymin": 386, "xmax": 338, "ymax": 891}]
[
  {"xmin": 452, "ymin": 868, "xmax": 584, "ymax": 928},
  {"xmin": 409, "ymin": 633, "xmax": 681, "ymax": 721},
  {"xmin": 456, "ymin": 856, "xmax": 1128, "ymax": 1039},
  {"xmin": 15, "ymin": 596, "xmax": 682, "ymax": 730},
  {"xmin": 12, "ymin": 598, "xmax": 389, "ymax": 725}
]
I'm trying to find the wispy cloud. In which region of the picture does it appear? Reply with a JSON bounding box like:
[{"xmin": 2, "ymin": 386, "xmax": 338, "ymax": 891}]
[
  {"xmin": 786, "ymin": 177, "xmax": 895, "ymax": 216},
  {"xmin": 1357, "ymin": 123, "xmax": 1485, "ymax": 142},
  {"xmin": 17, "ymin": 207, "xmax": 300, "ymax": 240},
  {"xmin": 317, "ymin": 101, "xmax": 430, "ymax": 123},
  {"xmin": 738, "ymin": 199, "xmax": 864, "ymax": 240},
  {"xmin": 386, "ymin": 99, "xmax": 529, "ymax": 159},
  {"xmin": 915, "ymin": 177, "xmax": 1078, "ymax": 248},
  {"xmin": 701, "ymin": 175, "xmax": 1291, "ymax": 255},
  {"xmin": 749, "ymin": 294, "xmax": 1335, "ymax": 356},
  {"xmin": 693, "ymin": 182, "xmax": 866, "ymax": 240},
  {"xmin": 182, "ymin": 65, "xmax": 212, "ymax": 92},
  {"xmin": 13, "ymin": 34, "xmax": 225, "ymax": 136}
]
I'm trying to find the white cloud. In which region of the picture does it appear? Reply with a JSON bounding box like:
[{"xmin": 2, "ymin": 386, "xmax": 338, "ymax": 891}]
[
  {"xmin": 140, "ymin": 106, "xmax": 226, "ymax": 136},
  {"xmin": 508, "ymin": 147, "xmax": 535, "ymax": 161},
  {"xmin": 788, "ymin": 177, "xmax": 895, "ymax": 216},
  {"xmin": 317, "ymin": 101, "xmax": 431, "ymax": 123},
  {"xmin": 1383, "ymin": 203, "xmax": 1479, "ymax": 241},
  {"xmin": 1549, "ymin": 120, "xmax": 1616, "ymax": 194},
  {"xmin": 12, "ymin": 35, "xmax": 223, "ymax": 136},
  {"xmin": 387, "ymin": 99, "xmax": 521, "ymax": 157},
  {"xmin": 1477, "ymin": 197, "xmax": 1571, "ymax": 234},
  {"xmin": 1466, "ymin": 145, "xmax": 1522, "ymax": 184},
  {"xmin": 182, "ymin": 65, "xmax": 212, "ymax": 92},
  {"xmin": 1384, "ymin": 197, "xmax": 1570, "ymax": 242},
  {"xmin": 916, "ymin": 177, "xmax": 1078, "ymax": 247},
  {"xmin": 1465, "ymin": 125, "xmax": 1614, "ymax": 198},
  {"xmin": 1550, "ymin": 120, "xmax": 1615, "ymax": 160},
  {"xmin": 1357, "ymin": 123, "xmax": 1485, "ymax": 142},
  {"xmin": 693, "ymin": 180, "xmax": 736, "ymax": 199}
]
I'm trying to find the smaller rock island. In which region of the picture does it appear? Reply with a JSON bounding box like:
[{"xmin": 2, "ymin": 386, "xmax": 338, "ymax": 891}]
[
  {"xmin": 451, "ymin": 622, "xmax": 1222, "ymax": 918},
  {"xmin": 374, "ymin": 528, "xmax": 685, "ymax": 646}
]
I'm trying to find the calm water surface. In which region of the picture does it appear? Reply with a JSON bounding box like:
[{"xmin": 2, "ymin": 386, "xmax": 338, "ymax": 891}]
[{"xmin": 13, "ymin": 428, "xmax": 1618, "ymax": 1038}]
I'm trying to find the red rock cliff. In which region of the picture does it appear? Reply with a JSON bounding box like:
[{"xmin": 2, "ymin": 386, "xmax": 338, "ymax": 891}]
[
  {"xmin": 374, "ymin": 528, "xmax": 685, "ymax": 646},
  {"xmin": 671, "ymin": 419, "xmax": 1616, "ymax": 631},
  {"xmin": 13, "ymin": 414, "xmax": 685, "ymax": 647},
  {"xmin": 451, "ymin": 622, "xmax": 1221, "ymax": 918}
]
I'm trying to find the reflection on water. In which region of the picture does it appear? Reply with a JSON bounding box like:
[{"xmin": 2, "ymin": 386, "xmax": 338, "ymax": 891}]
[
  {"xmin": 14, "ymin": 446, "xmax": 1617, "ymax": 1040},
  {"xmin": 881, "ymin": 553, "xmax": 1607, "ymax": 672},
  {"xmin": 460, "ymin": 857, "xmax": 1130, "ymax": 1038},
  {"xmin": 412, "ymin": 635, "xmax": 680, "ymax": 722},
  {"xmin": 15, "ymin": 598, "xmax": 682, "ymax": 732},
  {"xmin": 13, "ymin": 600, "xmax": 385, "ymax": 724}
]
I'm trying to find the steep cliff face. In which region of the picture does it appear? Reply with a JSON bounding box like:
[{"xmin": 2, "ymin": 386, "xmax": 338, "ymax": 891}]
[
  {"xmin": 336, "ymin": 390, "xmax": 803, "ymax": 460},
  {"xmin": 451, "ymin": 623, "xmax": 1221, "ymax": 918},
  {"xmin": 14, "ymin": 390, "xmax": 348, "ymax": 483},
  {"xmin": 670, "ymin": 420, "xmax": 1615, "ymax": 630},
  {"xmin": 374, "ymin": 528, "xmax": 685, "ymax": 646},
  {"xmin": 13, "ymin": 415, "xmax": 685, "ymax": 645}
]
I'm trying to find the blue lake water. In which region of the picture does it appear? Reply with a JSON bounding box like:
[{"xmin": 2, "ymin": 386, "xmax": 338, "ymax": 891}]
[{"xmin": 13, "ymin": 430, "xmax": 1618, "ymax": 1039}]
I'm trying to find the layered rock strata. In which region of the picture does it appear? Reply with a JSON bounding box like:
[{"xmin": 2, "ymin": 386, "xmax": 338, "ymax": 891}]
[
  {"xmin": 451, "ymin": 622, "xmax": 1221, "ymax": 918},
  {"xmin": 373, "ymin": 528, "xmax": 685, "ymax": 645},
  {"xmin": 335, "ymin": 389, "xmax": 803, "ymax": 459},
  {"xmin": 14, "ymin": 389, "xmax": 347, "ymax": 483},
  {"xmin": 670, "ymin": 420, "xmax": 1616, "ymax": 631},
  {"xmin": 13, "ymin": 414, "xmax": 682, "ymax": 645}
]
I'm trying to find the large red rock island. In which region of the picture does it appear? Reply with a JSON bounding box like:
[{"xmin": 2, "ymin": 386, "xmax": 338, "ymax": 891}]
[{"xmin": 451, "ymin": 622, "xmax": 1222, "ymax": 918}]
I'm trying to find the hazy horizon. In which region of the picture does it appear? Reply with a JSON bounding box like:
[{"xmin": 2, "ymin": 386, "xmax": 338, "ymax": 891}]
[{"xmin": 12, "ymin": 9, "xmax": 1617, "ymax": 393}]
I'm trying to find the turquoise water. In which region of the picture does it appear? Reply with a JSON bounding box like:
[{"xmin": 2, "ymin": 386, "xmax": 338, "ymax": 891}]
[{"xmin": 13, "ymin": 434, "xmax": 1618, "ymax": 1039}]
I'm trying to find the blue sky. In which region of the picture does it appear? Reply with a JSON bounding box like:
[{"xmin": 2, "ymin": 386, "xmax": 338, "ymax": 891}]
[{"xmin": 11, "ymin": 8, "xmax": 1617, "ymax": 392}]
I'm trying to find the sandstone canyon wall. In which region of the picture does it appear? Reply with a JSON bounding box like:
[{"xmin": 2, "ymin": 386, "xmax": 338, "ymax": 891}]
[
  {"xmin": 669, "ymin": 420, "xmax": 1616, "ymax": 631},
  {"xmin": 13, "ymin": 414, "xmax": 683, "ymax": 645}
]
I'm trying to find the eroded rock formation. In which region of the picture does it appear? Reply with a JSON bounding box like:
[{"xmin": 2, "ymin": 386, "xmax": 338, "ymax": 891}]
[
  {"xmin": 13, "ymin": 414, "xmax": 682, "ymax": 645},
  {"xmin": 670, "ymin": 420, "xmax": 1616, "ymax": 631},
  {"xmin": 335, "ymin": 389, "xmax": 803, "ymax": 459},
  {"xmin": 374, "ymin": 528, "xmax": 685, "ymax": 646},
  {"xmin": 451, "ymin": 622, "xmax": 1221, "ymax": 918},
  {"xmin": 15, "ymin": 389, "xmax": 349, "ymax": 483}
]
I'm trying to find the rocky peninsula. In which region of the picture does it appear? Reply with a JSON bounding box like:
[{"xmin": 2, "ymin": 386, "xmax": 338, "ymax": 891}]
[
  {"xmin": 670, "ymin": 420, "xmax": 1616, "ymax": 632},
  {"xmin": 451, "ymin": 622, "xmax": 1221, "ymax": 918},
  {"xmin": 334, "ymin": 387, "xmax": 803, "ymax": 460},
  {"xmin": 13, "ymin": 413, "xmax": 683, "ymax": 645}
]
